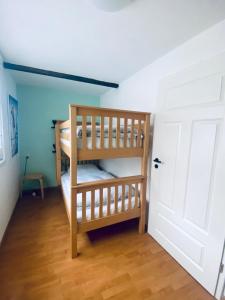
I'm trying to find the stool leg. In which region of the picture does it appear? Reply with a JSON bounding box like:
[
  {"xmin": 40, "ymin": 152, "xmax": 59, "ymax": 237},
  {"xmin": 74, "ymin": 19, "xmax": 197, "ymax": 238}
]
[{"xmin": 39, "ymin": 178, "xmax": 44, "ymax": 199}]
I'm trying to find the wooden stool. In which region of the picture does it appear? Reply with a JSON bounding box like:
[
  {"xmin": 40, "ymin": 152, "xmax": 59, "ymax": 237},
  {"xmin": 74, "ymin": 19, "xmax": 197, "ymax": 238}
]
[{"xmin": 20, "ymin": 173, "xmax": 45, "ymax": 199}]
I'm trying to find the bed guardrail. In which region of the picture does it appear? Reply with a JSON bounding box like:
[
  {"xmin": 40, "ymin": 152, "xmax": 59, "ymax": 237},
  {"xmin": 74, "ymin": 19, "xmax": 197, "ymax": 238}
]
[
  {"xmin": 74, "ymin": 175, "xmax": 144, "ymax": 232},
  {"xmin": 58, "ymin": 105, "xmax": 149, "ymax": 160}
]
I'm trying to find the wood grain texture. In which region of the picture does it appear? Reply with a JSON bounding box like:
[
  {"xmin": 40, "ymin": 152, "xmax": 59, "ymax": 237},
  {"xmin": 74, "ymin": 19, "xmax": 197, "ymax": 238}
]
[
  {"xmin": 82, "ymin": 115, "xmax": 87, "ymax": 150},
  {"xmin": 108, "ymin": 116, "xmax": 113, "ymax": 149},
  {"xmin": 100, "ymin": 116, "xmax": 104, "ymax": 149},
  {"xmin": 58, "ymin": 105, "xmax": 149, "ymax": 161},
  {"xmin": 74, "ymin": 104, "xmax": 148, "ymax": 118},
  {"xmin": 92, "ymin": 116, "xmax": 96, "ymax": 150},
  {"xmin": 60, "ymin": 119, "xmax": 70, "ymax": 129},
  {"xmin": 116, "ymin": 117, "xmax": 120, "ymax": 148},
  {"xmin": 139, "ymin": 114, "xmax": 150, "ymax": 234},
  {"xmin": 56, "ymin": 105, "xmax": 150, "ymax": 258},
  {"xmin": 74, "ymin": 175, "xmax": 144, "ymax": 192},
  {"xmin": 0, "ymin": 189, "xmax": 213, "ymax": 300},
  {"xmin": 70, "ymin": 106, "xmax": 78, "ymax": 257},
  {"xmin": 77, "ymin": 148, "xmax": 143, "ymax": 160},
  {"xmin": 55, "ymin": 122, "xmax": 62, "ymax": 185}
]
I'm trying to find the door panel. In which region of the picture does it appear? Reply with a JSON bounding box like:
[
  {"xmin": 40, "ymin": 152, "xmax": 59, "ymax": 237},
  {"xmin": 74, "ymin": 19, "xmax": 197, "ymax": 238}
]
[
  {"xmin": 156, "ymin": 213, "xmax": 204, "ymax": 265},
  {"xmin": 164, "ymin": 73, "xmax": 222, "ymax": 109},
  {"xmin": 148, "ymin": 107, "xmax": 225, "ymax": 295},
  {"xmin": 183, "ymin": 120, "xmax": 219, "ymax": 230},
  {"xmin": 158, "ymin": 122, "xmax": 181, "ymax": 210}
]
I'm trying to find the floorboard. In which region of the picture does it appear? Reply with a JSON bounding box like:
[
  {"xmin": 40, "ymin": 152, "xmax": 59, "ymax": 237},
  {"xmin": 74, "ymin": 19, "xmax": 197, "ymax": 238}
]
[{"xmin": 0, "ymin": 189, "xmax": 214, "ymax": 300}]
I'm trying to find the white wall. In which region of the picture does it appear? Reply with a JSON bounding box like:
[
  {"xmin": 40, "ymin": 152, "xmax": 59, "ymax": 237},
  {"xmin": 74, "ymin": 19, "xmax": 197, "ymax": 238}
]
[
  {"xmin": 0, "ymin": 53, "xmax": 20, "ymax": 243},
  {"xmin": 100, "ymin": 19, "xmax": 225, "ymax": 196},
  {"xmin": 101, "ymin": 19, "xmax": 225, "ymax": 112}
]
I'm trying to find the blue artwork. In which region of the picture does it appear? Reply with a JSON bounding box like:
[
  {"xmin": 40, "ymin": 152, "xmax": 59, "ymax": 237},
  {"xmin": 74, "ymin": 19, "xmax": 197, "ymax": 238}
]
[{"xmin": 9, "ymin": 95, "xmax": 18, "ymax": 157}]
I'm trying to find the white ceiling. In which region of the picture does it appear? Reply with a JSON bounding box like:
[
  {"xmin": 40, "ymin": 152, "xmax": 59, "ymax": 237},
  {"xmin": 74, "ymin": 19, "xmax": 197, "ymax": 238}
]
[{"xmin": 0, "ymin": 0, "xmax": 225, "ymax": 96}]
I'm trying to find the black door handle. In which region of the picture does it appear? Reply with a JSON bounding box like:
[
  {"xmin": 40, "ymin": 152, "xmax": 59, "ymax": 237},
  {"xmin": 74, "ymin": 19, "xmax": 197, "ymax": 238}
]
[{"xmin": 153, "ymin": 158, "xmax": 162, "ymax": 164}]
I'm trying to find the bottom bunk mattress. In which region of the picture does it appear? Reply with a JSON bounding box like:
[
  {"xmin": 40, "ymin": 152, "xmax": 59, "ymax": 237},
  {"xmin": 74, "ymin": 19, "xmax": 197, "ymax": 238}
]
[{"xmin": 61, "ymin": 164, "xmax": 139, "ymax": 222}]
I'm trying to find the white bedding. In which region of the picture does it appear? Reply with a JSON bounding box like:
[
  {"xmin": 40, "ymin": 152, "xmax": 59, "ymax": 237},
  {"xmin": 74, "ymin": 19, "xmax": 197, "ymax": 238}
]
[
  {"xmin": 61, "ymin": 126, "xmax": 143, "ymax": 149},
  {"xmin": 61, "ymin": 136, "xmax": 138, "ymax": 149},
  {"xmin": 61, "ymin": 164, "xmax": 139, "ymax": 222},
  {"xmin": 76, "ymin": 125, "xmax": 139, "ymax": 138},
  {"xmin": 76, "ymin": 197, "xmax": 137, "ymax": 221}
]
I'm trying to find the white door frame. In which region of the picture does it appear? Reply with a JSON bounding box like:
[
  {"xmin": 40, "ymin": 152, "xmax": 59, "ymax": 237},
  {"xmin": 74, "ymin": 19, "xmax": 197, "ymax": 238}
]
[{"xmin": 215, "ymin": 240, "xmax": 225, "ymax": 299}]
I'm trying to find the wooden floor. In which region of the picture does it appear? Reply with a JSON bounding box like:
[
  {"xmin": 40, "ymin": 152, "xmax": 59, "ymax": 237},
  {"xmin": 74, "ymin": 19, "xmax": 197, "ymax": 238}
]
[{"xmin": 0, "ymin": 189, "xmax": 214, "ymax": 300}]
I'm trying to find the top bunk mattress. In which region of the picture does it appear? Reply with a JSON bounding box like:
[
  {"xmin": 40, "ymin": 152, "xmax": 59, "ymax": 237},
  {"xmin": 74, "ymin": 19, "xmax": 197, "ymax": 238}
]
[{"xmin": 67, "ymin": 124, "xmax": 141, "ymax": 138}]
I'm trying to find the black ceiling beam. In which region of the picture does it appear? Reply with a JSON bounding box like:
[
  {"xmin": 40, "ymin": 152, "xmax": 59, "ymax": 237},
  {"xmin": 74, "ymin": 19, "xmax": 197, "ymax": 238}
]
[{"xmin": 3, "ymin": 62, "xmax": 119, "ymax": 89}]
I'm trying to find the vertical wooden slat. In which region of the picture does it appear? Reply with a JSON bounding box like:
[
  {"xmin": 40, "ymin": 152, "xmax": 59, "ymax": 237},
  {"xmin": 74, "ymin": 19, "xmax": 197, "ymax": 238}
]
[
  {"xmin": 124, "ymin": 118, "xmax": 128, "ymax": 148},
  {"xmin": 70, "ymin": 105, "xmax": 77, "ymax": 258},
  {"xmin": 91, "ymin": 190, "xmax": 95, "ymax": 220},
  {"xmin": 137, "ymin": 119, "xmax": 141, "ymax": 148},
  {"xmin": 114, "ymin": 185, "xmax": 118, "ymax": 213},
  {"xmin": 109, "ymin": 117, "xmax": 112, "ymax": 149},
  {"xmin": 130, "ymin": 119, "xmax": 134, "ymax": 148},
  {"xmin": 82, "ymin": 192, "xmax": 86, "ymax": 222},
  {"xmin": 128, "ymin": 184, "xmax": 132, "ymax": 210},
  {"xmin": 100, "ymin": 116, "xmax": 104, "ymax": 149},
  {"xmin": 116, "ymin": 117, "xmax": 120, "ymax": 148},
  {"xmin": 139, "ymin": 114, "xmax": 150, "ymax": 234},
  {"xmin": 99, "ymin": 188, "xmax": 103, "ymax": 218},
  {"xmin": 70, "ymin": 107, "xmax": 77, "ymax": 188},
  {"xmin": 92, "ymin": 116, "xmax": 96, "ymax": 150},
  {"xmin": 135, "ymin": 183, "xmax": 138, "ymax": 208},
  {"xmin": 107, "ymin": 187, "xmax": 111, "ymax": 216},
  {"xmin": 82, "ymin": 115, "xmax": 87, "ymax": 150},
  {"xmin": 121, "ymin": 184, "xmax": 125, "ymax": 212},
  {"xmin": 55, "ymin": 122, "xmax": 61, "ymax": 185}
]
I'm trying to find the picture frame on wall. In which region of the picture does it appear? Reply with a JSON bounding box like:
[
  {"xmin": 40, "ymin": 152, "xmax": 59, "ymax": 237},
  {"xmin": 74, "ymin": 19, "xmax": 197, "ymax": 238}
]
[{"xmin": 8, "ymin": 95, "xmax": 18, "ymax": 157}]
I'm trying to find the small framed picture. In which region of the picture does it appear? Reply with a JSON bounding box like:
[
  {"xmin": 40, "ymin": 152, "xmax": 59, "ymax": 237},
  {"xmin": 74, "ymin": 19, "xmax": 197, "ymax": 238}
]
[{"xmin": 8, "ymin": 95, "xmax": 18, "ymax": 157}]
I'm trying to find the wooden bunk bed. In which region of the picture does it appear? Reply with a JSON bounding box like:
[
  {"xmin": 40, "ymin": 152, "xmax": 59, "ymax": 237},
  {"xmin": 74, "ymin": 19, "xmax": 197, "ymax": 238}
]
[{"xmin": 55, "ymin": 105, "xmax": 150, "ymax": 258}]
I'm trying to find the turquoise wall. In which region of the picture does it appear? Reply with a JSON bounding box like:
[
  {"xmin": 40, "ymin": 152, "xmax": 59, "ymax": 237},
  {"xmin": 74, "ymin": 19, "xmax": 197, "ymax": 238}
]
[{"xmin": 17, "ymin": 85, "xmax": 100, "ymax": 189}]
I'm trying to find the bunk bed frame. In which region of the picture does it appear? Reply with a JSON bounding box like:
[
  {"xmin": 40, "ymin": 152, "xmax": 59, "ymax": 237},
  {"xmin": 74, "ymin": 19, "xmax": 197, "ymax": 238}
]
[{"xmin": 55, "ymin": 105, "xmax": 150, "ymax": 258}]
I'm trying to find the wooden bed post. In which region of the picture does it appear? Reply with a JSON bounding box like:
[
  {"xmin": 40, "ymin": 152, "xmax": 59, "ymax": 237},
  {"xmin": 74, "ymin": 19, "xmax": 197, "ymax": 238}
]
[
  {"xmin": 139, "ymin": 113, "xmax": 150, "ymax": 234},
  {"xmin": 55, "ymin": 121, "xmax": 61, "ymax": 185},
  {"xmin": 70, "ymin": 105, "xmax": 78, "ymax": 258}
]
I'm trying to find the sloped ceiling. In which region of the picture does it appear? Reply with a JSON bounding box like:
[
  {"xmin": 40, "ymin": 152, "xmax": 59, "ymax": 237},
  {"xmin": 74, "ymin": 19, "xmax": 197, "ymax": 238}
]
[{"xmin": 0, "ymin": 0, "xmax": 225, "ymax": 95}]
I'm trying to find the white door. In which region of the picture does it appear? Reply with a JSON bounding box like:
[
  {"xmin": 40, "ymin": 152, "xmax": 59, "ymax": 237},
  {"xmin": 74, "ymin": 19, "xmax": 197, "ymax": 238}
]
[{"xmin": 148, "ymin": 53, "xmax": 225, "ymax": 296}]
